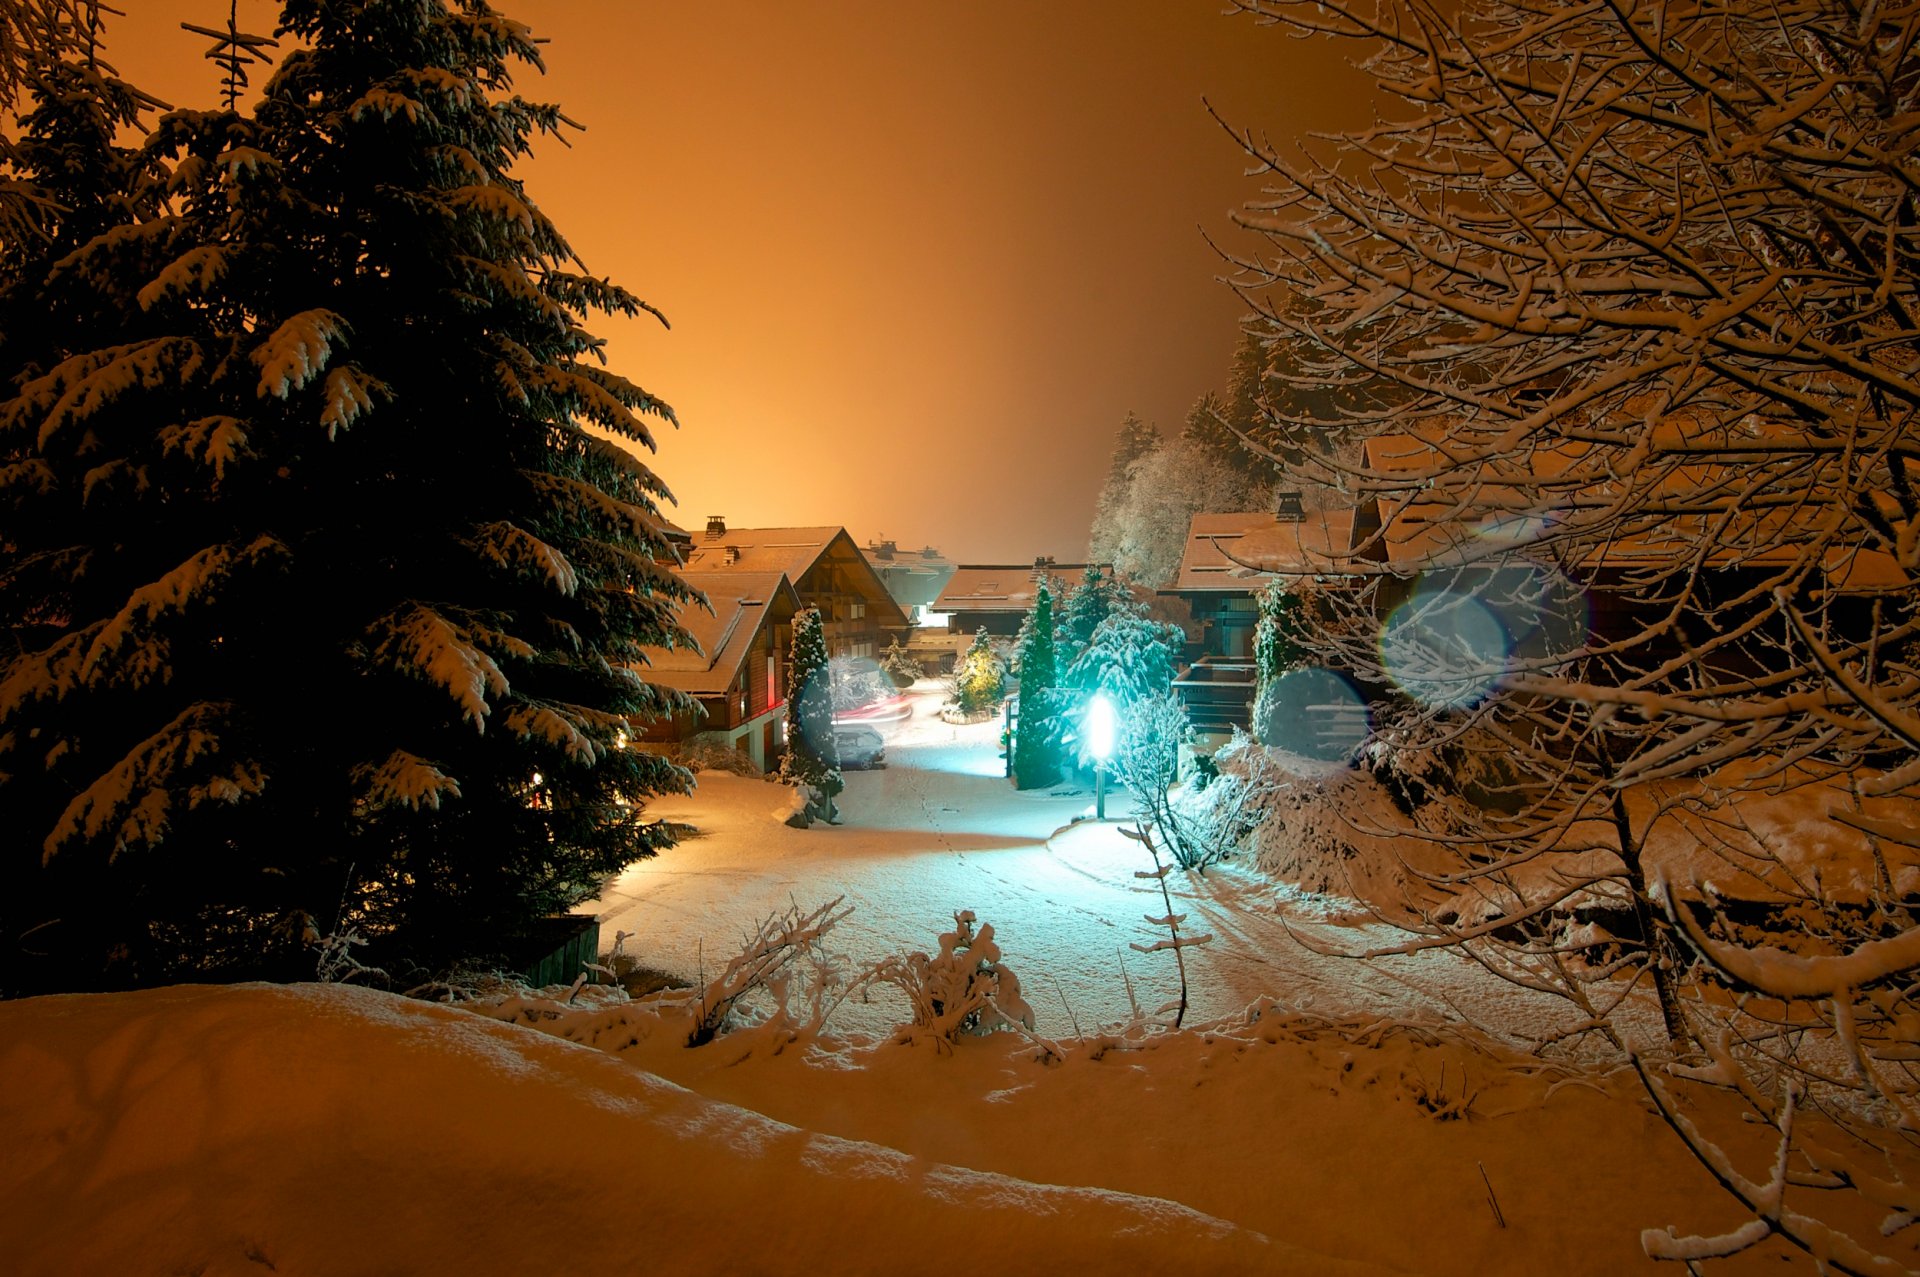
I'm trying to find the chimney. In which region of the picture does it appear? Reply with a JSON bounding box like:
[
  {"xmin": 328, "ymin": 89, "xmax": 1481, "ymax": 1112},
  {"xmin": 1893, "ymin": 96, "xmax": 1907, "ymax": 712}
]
[
  {"xmin": 723, "ymin": 545, "xmax": 741, "ymax": 566},
  {"xmin": 705, "ymin": 515, "xmax": 726, "ymax": 539},
  {"xmin": 1274, "ymin": 491, "xmax": 1304, "ymax": 523},
  {"xmin": 1033, "ymin": 554, "xmax": 1055, "ymax": 570}
]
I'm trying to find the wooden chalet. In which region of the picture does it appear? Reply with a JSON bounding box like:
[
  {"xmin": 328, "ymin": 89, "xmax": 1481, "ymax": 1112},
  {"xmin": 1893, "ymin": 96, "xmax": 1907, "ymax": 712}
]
[
  {"xmin": 635, "ymin": 572, "xmax": 800, "ymax": 772},
  {"xmin": 679, "ymin": 518, "xmax": 910, "ymax": 660},
  {"xmin": 1161, "ymin": 501, "xmax": 1370, "ymax": 736}
]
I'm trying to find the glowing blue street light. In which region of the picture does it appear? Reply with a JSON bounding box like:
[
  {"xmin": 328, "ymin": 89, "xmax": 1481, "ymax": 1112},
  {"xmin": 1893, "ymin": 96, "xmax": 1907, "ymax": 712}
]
[{"xmin": 1086, "ymin": 692, "xmax": 1117, "ymax": 819}]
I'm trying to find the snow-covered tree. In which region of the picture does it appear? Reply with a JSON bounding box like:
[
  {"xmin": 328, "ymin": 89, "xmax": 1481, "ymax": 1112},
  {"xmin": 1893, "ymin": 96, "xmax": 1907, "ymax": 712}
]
[
  {"xmin": 1221, "ymin": 0, "xmax": 1920, "ymax": 1257},
  {"xmin": 1067, "ymin": 607, "xmax": 1183, "ymax": 718},
  {"xmin": 1059, "ymin": 562, "xmax": 1124, "ymax": 672},
  {"xmin": 0, "ymin": 0, "xmax": 700, "ymax": 989},
  {"xmin": 780, "ymin": 605, "xmax": 842, "ymax": 823},
  {"xmin": 1011, "ymin": 579, "xmax": 1060, "ymax": 790},
  {"xmin": 1090, "ymin": 430, "xmax": 1269, "ymax": 588},
  {"xmin": 1249, "ymin": 578, "xmax": 1307, "ymax": 747},
  {"xmin": 950, "ymin": 627, "xmax": 1005, "ymax": 716}
]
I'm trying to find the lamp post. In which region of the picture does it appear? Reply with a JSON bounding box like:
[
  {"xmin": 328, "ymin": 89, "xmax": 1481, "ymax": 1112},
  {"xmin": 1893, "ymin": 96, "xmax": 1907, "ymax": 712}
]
[{"xmin": 1086, "ymin": 692, "xmax": 1116, "ymax": 820}]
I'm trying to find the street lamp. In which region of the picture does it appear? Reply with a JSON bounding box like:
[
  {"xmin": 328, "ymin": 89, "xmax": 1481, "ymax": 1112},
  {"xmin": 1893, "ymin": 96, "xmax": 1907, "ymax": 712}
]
[{"xmin": 1086, "ymin": 691, "xmax": 1116, "ymax": 820}]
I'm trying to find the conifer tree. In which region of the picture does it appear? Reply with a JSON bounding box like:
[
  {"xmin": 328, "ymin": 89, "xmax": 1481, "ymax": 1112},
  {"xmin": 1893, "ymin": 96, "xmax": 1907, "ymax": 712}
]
[
  {"xmin": 1011, "ymin": 580, "xmax": 1059, "ymax": 790},
  {"xmin": 778, "ymin": 605, "xmax": 842, "ymax": 822},
  {"xmin": 1179, "ymin": 389, "xmax": 1245, "ymax": 474},
  {"xmin": 0, "ymin": 0, "xmax": 699, "ymax": 988},
  {"xmin": 952, "ymin": 626, "xmax": 1004, "ymax": 715},
  {"xmin": 1104, "ymin": 410, "xmax": 1160, "ymax": 490},
  {"xmin": 1060, "ymin": 564, "xmax": 1123, "ymax": 675}
]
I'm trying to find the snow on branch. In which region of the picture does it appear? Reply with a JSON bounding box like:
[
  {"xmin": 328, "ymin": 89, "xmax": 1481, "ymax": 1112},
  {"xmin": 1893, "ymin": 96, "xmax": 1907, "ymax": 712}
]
[
  {"xmin": 252, "ymin": 309, "xmax": 349, "ymax": 400},
  {"xmin": 365, "ymin": 603, "xmax": 517, "ymax": 728},
  {"xmin": 1673, "ymin": 893, "xmax": 1920, "ymax": 1000},
  {"xmin": 351, "ymin": 750, "xmax": 462, "ymax": 813},
  {"xmin": 45, "ymin": 700, "xmax": 260, "ymax": 860}
]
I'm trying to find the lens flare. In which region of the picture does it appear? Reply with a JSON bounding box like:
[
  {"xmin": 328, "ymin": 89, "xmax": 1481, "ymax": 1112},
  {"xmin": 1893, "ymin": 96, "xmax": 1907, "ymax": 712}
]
[
  {"xmin": 1379, "ymin": 579, "xmax": 1510, "ymax": 710},
  {"xmin": 1259, "ymin": 667, "xmax": 1370, "ymax": 772}
]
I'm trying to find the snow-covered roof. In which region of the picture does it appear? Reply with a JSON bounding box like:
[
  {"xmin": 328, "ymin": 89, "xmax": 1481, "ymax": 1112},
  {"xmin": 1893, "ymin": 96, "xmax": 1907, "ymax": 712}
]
[
  {"xmin": 1166, "ymin": 512, "xmax": 1364, "ymax": 593},
  {"xmin": 636, "ymin": 572, "xmax": 797, "ymax": 697},
  {"xmin": 678, "ymin": 526, "xmax": 846, "ymax": 580},
  {"xmin": 934, "ymin": 563, "xmax": 1103, "ymax": 614}
]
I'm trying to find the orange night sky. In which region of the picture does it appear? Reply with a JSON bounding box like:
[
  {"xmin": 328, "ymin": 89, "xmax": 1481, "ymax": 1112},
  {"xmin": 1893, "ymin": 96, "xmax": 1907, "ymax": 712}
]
[{"xmin": 103, "ymin": 2, "xmax": 1373, "ymax": 562}]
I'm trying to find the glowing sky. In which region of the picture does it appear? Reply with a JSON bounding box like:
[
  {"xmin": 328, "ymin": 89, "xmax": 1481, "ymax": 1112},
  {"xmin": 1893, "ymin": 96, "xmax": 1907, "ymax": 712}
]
[{"xmin": 104, "ymin": 2, "xmax": 1372, "ymax": 561}]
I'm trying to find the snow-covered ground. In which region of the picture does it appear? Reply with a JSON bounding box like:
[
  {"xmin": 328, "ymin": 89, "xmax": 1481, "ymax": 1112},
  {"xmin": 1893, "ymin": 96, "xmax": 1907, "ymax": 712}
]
[
  {"xmin": 587, "ymin": 683, "xmax": 1583, "ymax": 1043},
  {"xmin": 6, "ymin": 682, "xmax": 1907, "ymax": 1273}
]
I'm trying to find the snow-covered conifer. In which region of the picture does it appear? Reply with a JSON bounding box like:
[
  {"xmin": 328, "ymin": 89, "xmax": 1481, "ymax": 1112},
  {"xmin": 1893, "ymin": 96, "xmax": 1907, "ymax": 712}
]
[
  {"xmin": 1011, "ymin": 579, "xmax": 1060, "ymax": 790},
  {"xmin": 0, "ymin": 0, "xmax": 699, "ymax": 987},
  {"xmin": 1059, "ymin": 563, "xmax": 1123, "ymax": 672},
  {"xmin": 779, "ymin": 605, "xmax": 842, "ymax": 823}
]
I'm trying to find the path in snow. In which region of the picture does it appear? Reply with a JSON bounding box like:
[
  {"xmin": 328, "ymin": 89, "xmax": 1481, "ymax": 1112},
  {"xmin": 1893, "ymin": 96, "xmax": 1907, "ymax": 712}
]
[{"xmin": 587, "ymin": 686, "xmax": 1580, "ymax": 1041}]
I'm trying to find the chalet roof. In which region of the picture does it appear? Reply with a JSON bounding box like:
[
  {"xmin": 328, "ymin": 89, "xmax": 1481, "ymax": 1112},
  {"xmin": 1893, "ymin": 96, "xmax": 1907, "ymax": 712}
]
[
  {"xmin": 678, "ymin": 526, "xmax": 846, "ymax": 579},
  {"xmin": 935, "ymin": 563, "xmax": 1102, "ymax": 614},
  {"xmin": 637, "ymin": 572, "xmax": 797, "ymax": 697},
  {"xmin": 675, "ymin": 525, "xmax": 913, "ymax": 629},
  {"xmin": 1166, "ymin": 512, "xmax": 1361, "ymax": 592}
]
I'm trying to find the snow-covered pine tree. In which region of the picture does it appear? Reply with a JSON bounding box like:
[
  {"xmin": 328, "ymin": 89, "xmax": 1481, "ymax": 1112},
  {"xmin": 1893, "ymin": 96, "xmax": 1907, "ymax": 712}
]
[
  {"xmin": 778, "ymin": 604, "xmax": 842, "ymax": 823},
  {"xmin": 1059, "ymin": 563, "xmax": 1123, "ymax": 675},
  {"xmin": 0, "ymin": 0, "xmax": 700, "ymax": 989},
  {"xmin": 879, "ymin": 635, "xmax": 921, "ymax": 688},
  {"xmin": 951, "ymin": 626, "xmax": 1004, "ymax": 715},
  {"xmin": 1011, "ymin": 578, "xmax": 1059, "ymax": 789},
  {"xmin": 1066, "ymin": 609, "xmax": 1183, "ymax": 718}
]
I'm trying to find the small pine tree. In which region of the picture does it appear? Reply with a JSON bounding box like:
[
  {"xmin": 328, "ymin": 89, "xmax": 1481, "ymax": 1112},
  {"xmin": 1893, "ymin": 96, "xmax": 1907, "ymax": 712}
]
[
  {"xmin": 780, "ymin": 605, "xmax": 843, "ymax": 822},
  {"xmin": 1012, "ymin": 580, "xmax": 1060, "ymax": 789},
  {"xmin": 1251, "ymin": 579, "xmax": 1308, "ymax": 745},
  {"xmin": 952, "ymin": 627, "xmax": 1005, "ymax": 715}
]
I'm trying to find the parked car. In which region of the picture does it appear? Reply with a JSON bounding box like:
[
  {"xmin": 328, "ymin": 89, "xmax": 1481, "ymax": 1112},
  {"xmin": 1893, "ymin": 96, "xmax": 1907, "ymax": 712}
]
[{"xmin": 832, "ymin": 724, "xmax": 886, "ymax": 769}]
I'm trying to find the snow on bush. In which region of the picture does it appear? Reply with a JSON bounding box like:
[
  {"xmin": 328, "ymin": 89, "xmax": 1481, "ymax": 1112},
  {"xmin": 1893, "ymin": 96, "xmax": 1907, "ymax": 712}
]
[{"xmin": 861, "ymin": 910, "xmax": 1037, "ymax": 1050}]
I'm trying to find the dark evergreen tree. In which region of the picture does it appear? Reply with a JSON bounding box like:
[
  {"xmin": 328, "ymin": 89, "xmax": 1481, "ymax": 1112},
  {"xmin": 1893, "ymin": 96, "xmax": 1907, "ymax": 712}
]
[
  {"xmin": 1011, "ymin": 579, "xmax": 1059, "ymax": 790},
  {"xmin": 1179, "ymin": 389, "xmax": 1240, "ymax": 471},
  {"xmin": 0, "ymin": 0, "xmax": 699, "ymax": 990},
  {"xmin": 1104, "ymin": 410, "xmax": 1160, "ymax": 490},
  {"xmin": 778, "ymin": 604, "xmax": 842, "ymax": 822},
  {"xmin": 1060, "ymin": 564, "xmax": 1124, "ymax": 675}
]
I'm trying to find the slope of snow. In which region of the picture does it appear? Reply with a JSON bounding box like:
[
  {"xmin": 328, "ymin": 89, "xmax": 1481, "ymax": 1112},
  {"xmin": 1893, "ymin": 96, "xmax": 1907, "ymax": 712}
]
[{"xmin": 0, "ymin": 982, "xmax": 1316, "ymax": 1277}]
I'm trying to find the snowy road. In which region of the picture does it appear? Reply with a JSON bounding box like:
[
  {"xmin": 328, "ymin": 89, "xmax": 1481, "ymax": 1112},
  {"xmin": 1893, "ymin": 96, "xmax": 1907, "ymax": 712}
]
[{"xmin": 587, "ymin": 685, "xmax": 1577, "ymax": 1041}]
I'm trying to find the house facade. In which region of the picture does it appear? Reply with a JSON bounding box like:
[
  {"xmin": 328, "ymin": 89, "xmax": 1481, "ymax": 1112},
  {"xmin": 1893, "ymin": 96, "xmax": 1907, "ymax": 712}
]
[
  {"xmin": 1160, "ymin": 502, "xmax": 1371, "ymax": 736},
  {"xmin": 635, "ymin": 572, "xmax": 800, "ymax": 772}
]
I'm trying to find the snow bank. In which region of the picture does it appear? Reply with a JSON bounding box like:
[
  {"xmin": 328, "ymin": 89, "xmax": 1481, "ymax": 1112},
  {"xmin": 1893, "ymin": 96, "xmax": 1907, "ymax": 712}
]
[{"xmin": 0, "ymin": 982, "xmax": 1305, "ymax": 1276}]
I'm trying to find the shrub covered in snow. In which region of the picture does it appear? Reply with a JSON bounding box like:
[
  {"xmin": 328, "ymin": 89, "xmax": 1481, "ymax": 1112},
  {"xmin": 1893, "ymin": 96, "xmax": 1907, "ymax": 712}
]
[{"xmin": 863, "ymin": 911, "xmax": 1036, "ymax": 1050}]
